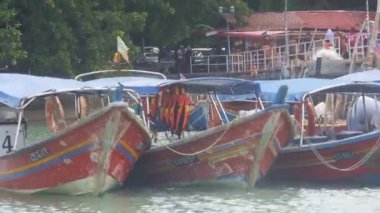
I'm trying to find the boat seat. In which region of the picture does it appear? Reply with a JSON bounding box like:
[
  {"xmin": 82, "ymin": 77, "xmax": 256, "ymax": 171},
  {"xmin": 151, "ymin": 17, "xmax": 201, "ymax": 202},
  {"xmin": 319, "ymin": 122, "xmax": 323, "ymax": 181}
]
[
  {"xmin": 292, "ymin": 135, "xmax": 329, "ymax": 144},
  {"xmin": 334, "ymin": 130, "xmax": 363, "ymax": 140}
]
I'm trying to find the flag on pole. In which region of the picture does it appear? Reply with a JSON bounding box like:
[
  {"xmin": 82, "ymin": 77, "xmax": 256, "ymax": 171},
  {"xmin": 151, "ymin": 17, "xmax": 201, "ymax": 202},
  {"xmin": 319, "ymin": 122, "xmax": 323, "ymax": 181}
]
[
  {"xmin": 179, "ymin": 73, "xmax": 186, "ymax": 79},
  {"xmin": 205, "ymin": 30, "xmax": 218, "ymax": 37},
  {"xmin": 117, "ymin": 36, "xmax": 130, "ymax": 63}
]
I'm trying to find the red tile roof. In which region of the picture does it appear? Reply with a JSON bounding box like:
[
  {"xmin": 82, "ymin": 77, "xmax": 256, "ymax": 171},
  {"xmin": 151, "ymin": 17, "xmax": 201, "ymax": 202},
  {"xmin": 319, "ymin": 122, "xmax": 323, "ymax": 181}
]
[{"xmin": 239, "ymin": 10, "xmax": 375, "ymax": 32}]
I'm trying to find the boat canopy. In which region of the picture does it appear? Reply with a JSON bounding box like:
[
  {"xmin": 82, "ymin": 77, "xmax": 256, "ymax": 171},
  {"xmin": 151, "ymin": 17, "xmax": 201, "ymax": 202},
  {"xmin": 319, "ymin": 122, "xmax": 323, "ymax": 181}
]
[
  {"xmin": 88, "ymin": 77, "xmax": 261, "ymax": 96},
  {"xmin": 258, "ymin": 78, "xmax": 343, "ymax": 102},
  {"xmin": 304, "ymin": 81, "xmax": 380, "ymax": 98},
  {"xmin": 75, "ymin": 69, "xmax": 167, "ymax": 81},
  {"xmin": 0, "ymin": 73, "xmax": 123, "ymax": 108},
  {"xmin": 83, "ymin": 76, "xmax": 176, "ymax": 96},
  {"xmin": 0, "ymin": 73, "xmax": 89, "ymax": 108},
  {"xmin": 334, "ymin": 70, "xmax": 380, "ymax": 83},
  {"xmin": 164, "ymin": 77, "xmax": 261, "ymax": 95}
]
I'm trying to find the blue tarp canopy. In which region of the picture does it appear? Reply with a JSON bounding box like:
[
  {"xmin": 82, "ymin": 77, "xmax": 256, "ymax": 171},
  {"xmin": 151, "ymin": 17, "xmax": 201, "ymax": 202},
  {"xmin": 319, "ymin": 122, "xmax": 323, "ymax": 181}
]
[
  {"xmin": 84, "ymin": 77, "xmax": 261, "ymax": 96},
  {"xmin": 82, "ymin": 76, "xmax": 176, "ymax": 96},
  {"xmin": 334, "ymin": 70, "xmax": 380, "ymax": 83},
  {"xmin": 258, "ymin": 78, "xmax": 344, "ymax": 102},
  {"xmin": 166, "ymin": 77, "xmax": 261, "ymax": 95},
  {"xmin": 306, "ymin": 82, "xmax": 380, "ymax": 96},
  {"xmin": 0, "ymin": 73, "xmax": 85, "ymax": 108}
]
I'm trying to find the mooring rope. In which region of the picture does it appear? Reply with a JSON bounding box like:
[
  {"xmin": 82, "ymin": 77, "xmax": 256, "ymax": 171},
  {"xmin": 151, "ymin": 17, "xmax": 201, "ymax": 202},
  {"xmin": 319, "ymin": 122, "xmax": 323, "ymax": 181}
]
[
  {"xmin": 155, "ymin": 117, "xmax": 239, "ymax": 156},
  {"xmin": 306, "ymin": 135, "xmax": 380, "ymax": 172}
]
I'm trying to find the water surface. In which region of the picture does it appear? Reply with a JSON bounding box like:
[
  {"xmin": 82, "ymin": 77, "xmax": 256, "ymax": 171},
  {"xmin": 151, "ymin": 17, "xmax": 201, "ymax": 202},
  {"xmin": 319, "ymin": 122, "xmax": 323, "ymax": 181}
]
[{"xmin": 1, "ymin": 182, "xmax": 380, "ymax": 213}]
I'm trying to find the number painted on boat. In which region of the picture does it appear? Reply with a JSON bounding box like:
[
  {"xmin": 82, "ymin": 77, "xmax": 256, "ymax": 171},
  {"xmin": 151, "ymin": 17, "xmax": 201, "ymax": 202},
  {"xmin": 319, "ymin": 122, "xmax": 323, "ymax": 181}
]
[
  {"xmin": 172, "ymin": 156, "xmax": 198, "ymax": 167},
  {"xmin": 30, "ymin": 148, "xmax": 50, "ymax": 162},
  {"xmin": 2, "ymin": 135, "xmax": 13, "ymax": 153},
  {"xmin": 0, "ymin": 124, "xmax": 26, "ymax": 156},
  {"xmin": 334, "ymin": 150, "xmax": 356, "ymax": 161}
]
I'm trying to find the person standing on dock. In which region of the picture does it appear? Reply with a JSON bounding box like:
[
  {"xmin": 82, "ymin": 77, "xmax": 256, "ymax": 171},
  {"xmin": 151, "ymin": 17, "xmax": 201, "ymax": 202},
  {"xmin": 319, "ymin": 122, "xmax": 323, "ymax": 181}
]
[
  {"xmin": 325, "ymin": 28, "xmax": 335, "ymax": 49},
  {"xmin": 335, "ymin": 27, "xmax": 348, "ymax": 58},
  {"xmin": 184, "ymin": 45, "xmax": 192, "ymax": 73},
  {"xmin": 348, "ymin": 27, "xmax": 357, "ymax": 54},
  {"xmin": 362, "ymin": 29, "xmax": 369, "ymax": 56}
]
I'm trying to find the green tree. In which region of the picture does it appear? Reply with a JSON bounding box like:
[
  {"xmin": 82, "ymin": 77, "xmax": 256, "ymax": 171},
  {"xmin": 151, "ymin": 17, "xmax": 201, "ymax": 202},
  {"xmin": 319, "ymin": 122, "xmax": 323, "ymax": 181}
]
[
  {"xmin": 3, "ymin": 0, "xmax": 375, "ymax": 76},
  {"xmin": 128, "ymin": 0, "xmax": 250, "ymax": 48},
  {"xmin": 14, "ymin": 0, "xmax": 147, "ymax": 77},
  {"xmin": 62, "ymin": 0, "xmax": 147, "ymax": 74},
  {"xmin": 15, "ymin": 0, "xmax": 77, "ymax": 76},
  {"xmin": 0, "ymin": 0, "xmax": 26, "ymax": 70}
]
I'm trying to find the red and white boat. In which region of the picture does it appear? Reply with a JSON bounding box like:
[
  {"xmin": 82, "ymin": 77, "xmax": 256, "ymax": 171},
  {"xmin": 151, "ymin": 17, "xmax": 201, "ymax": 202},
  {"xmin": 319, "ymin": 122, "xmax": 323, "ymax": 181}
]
[
  {"xmin": 125, "ymin": 77, "xmax": 294, "ymax": 188},
  {"xmin": 258, "ymin": 79, "xmax": 380, "ymax": 184},
  {"xmin": 76, "ymin": 70, "xmax": 295, "ymax": 188},
  {"xmin": 0, "ymin": 73, "xmax": 151, "ymax": 195}
]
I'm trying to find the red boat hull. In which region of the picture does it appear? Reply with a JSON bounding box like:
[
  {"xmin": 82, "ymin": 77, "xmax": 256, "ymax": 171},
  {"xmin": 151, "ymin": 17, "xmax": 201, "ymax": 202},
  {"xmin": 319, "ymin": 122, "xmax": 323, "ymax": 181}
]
[
  {"xmin": 267, "ymin": 131, "xmax": 380, "ymax": 184},
  {"xmin": 0, "ymin": 103, "xmax": 151, "ymax": 195},
  {"xmin": 128, "ymin": 106, "xmax": 293, "ymax": 187}
]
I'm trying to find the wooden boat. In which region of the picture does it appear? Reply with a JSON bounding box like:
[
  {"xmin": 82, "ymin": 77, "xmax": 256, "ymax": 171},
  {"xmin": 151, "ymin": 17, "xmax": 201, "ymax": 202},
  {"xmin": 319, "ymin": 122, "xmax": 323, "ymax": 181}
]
[
  {"xmin": 75, "ymin": 69, "xmax": 176, "ymax": 131},
  {"xmin": 0, "ymin": 73, "xmax": 151, "ymax": 195},
  {"xmin": 262, "ymin": 80, "xmax": 380, "ymax": 184},
  {"xmin": 76, "ymin": 69, "xmax": 223, "ymax": 132},
  {"xmin": 124, "ymin": 77, "xmax": 295, "ymax": 188},
  {"xmin": 77, "ymin": 70, "xmax": 299, "ymax": 188}
]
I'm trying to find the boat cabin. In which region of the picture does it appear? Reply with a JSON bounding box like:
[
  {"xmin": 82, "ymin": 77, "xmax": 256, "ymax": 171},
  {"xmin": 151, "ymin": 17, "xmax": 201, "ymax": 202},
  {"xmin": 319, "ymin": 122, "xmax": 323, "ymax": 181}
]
[{"xmin": 0, "ymin": 73, "xmax": 144, "ymax": 157}]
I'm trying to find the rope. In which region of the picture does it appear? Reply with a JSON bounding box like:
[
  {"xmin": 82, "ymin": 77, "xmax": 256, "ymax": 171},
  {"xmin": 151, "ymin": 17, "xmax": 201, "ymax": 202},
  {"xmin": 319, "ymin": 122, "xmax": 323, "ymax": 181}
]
[
  {"xmin": 305, "ymin": 135, "xmax": 380, "ymax": 172},
  {"xmin": 155, "ymin": 117, "xmax": 239, "ymax": 156}
]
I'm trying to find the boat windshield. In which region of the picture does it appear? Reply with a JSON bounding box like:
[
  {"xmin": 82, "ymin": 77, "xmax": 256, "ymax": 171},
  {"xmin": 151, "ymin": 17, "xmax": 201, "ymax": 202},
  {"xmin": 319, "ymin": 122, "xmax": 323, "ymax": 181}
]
[{"xmin": 0, "ymin": 104, "xmax": 18, "ymax": 124}]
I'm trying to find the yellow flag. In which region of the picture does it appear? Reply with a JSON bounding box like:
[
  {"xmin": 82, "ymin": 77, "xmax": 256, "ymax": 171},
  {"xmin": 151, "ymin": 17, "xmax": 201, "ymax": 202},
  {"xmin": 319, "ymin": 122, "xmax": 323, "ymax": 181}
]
[{"xmin": 117, "ymin": 36, "xmax": 129, "ymax": 63}]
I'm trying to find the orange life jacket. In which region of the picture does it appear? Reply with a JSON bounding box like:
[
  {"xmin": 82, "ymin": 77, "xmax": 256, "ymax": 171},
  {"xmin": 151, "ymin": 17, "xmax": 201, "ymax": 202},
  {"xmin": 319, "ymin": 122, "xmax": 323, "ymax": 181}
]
[
  {"xmin": 45, "ymin": 96, "xmax": 66, "ymax": 132},
  {"xmin": 169, "ymin": 86, "xmax": 180, "ymax": 131},
  {"xmin": 175, "ymin": 87, "xmax": 191, "ymax": 137},
  {"xmin": 142, "ymin": 96, "xmax": 158, "ymax": 122},
  {"xmin": 149, "ymin": 96, "xmax": 158, "ymax": 121},
  {"xmin": 293, "ymin": 98, "xmax": 316, "ymax": 136},
  {"xmin": 159, "ymin": 87, "xmax": 171, "ymax": 126},
  {"xmin": 78, "ymin": 95, "xmax": 89, "ymax": 119},
  {"xmin": 208, "ymin": 102, "xmax": 222, "ymax": 128}
]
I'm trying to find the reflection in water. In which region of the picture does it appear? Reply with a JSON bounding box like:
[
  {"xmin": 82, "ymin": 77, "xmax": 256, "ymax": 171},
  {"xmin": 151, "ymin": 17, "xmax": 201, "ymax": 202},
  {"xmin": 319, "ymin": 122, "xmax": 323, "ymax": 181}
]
[
  {"xmin": 1, "ymin": 183, "xmax": 379, "ymax": 213},
  {"xmin": 0, "ymin": 192, "xmax": 93, "ymax": 212}
]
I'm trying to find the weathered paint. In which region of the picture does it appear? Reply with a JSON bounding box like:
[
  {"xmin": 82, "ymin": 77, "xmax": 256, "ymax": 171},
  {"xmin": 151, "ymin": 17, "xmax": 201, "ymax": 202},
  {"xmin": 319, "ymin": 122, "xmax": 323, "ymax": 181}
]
[
  {"xmin": 0, "ymin": 103, "xmax": 151, "ymax": 195},
  {"xmin": 128, "ymin": 105, "xmax": 293, "ymax": 188}
]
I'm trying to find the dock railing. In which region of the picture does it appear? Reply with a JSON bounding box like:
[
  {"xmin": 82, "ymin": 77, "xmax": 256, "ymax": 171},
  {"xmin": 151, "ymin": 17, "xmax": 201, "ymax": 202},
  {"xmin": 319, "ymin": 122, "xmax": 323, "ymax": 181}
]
[{"xmin": 190, "ymin": 33, "xmax": 375, "ymax": 74}]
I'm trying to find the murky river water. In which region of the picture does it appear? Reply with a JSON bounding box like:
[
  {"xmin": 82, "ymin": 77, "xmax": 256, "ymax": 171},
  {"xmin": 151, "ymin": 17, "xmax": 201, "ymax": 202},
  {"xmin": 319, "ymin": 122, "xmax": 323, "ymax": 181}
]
[
  {"xmin": 1, "ymin": 182, "xmax": 380, "ymax": 213},
  {"xmin": 2, "ymin": 121, "xmax": 379, "ymax": 212}
]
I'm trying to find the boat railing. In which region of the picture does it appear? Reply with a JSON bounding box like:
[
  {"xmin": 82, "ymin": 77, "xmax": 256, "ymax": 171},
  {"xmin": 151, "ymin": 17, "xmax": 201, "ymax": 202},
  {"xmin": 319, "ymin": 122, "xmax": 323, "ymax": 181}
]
[
  {"xmin": 75, "ymin": 69, "xmax": 167, "ymax": 81},
  {"xmin": 190, "ymin": 37, "xmax": 330, "ymax": 74},
  {"xmin": 189, "ymin": 35, "xmax": 380, "ymax": 74},
  {"xmin": 346, "ymin": 32, "xmax": 371, "ymax": 61}
]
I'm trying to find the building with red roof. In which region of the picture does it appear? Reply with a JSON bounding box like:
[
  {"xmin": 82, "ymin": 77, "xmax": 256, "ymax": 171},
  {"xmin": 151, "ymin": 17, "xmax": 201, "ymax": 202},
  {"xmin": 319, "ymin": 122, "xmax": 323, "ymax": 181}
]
[
  {"xmin": 240, "ymin": 10, "xmax": 374, "ymax": 32},
  {"xmin": 206, "ymin": 10, "xmax": 375, "ymax": 50}
]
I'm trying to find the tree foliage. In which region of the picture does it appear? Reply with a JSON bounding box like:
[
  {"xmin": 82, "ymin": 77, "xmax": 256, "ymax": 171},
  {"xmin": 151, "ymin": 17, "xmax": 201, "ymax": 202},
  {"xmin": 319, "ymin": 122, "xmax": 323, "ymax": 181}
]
[
  {"xmin": 14, "ymin": 0, "xmax": 147, "ymax": 76},
  {"xmin": 0, "ymin": 0, "xmax": 375, "ymax": 76},
  {"xmin": 127, "ymin": 0, "xmax": 249, "ymax": 48},
  {"xmin": 0, "ymin": 0, "xmax": 26, "ymax": 69}
]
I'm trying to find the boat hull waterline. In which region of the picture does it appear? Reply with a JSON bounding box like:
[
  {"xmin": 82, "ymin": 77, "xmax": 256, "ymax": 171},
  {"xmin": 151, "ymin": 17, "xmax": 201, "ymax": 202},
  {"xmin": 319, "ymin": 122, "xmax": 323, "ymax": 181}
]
[
  {"xmin": 268, "ymin": 131, "xmax": 380, "ymax": 184},
  {"xmin": 0, "ymin": 103, "xmax": 151, "ymax": 195},
  {"xmin": 128, "ymin": 106, "xmax": 293, "ymax": 187}
]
